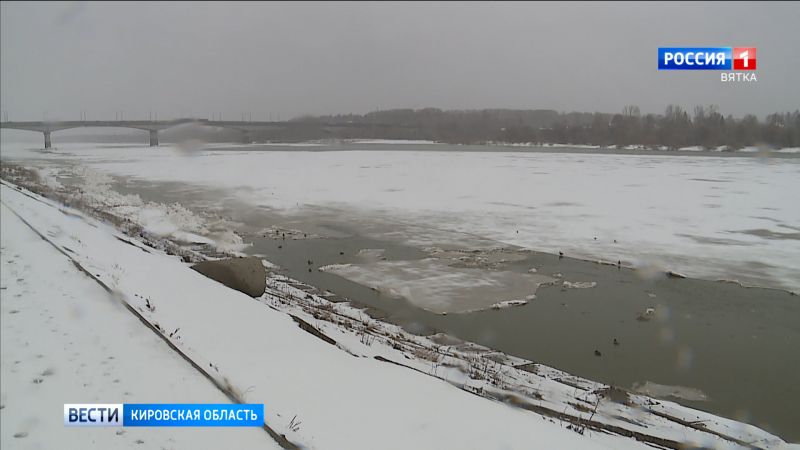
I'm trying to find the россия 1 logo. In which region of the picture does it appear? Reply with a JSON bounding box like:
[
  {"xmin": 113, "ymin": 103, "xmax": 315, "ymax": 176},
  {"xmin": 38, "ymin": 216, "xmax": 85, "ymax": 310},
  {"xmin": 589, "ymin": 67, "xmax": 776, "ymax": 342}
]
[{"xmin": 658, "ymin": 47, "xmax": 757, "ymax": 82}]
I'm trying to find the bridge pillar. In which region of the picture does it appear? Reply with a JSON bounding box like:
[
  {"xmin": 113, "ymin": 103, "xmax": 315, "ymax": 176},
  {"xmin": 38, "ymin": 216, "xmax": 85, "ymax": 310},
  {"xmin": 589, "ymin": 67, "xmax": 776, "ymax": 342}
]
[
  {"xmin": 149, "ymin": 129, "xmax": 159, "ymax": 147},
  {"xmin": 43, "ymin": 131, "xmax": 52, "ymax": 149}
]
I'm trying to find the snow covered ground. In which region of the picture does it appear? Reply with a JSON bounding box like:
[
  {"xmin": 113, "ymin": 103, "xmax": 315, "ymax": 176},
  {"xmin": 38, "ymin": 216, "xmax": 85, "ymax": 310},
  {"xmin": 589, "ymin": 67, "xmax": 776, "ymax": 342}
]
[
  {"xmin": 0, "ymin": 202, "xmax": 274, "ymax": 449},
  {"xmin": 2, "ymin": 180, "xmax": 795, "ymax": 449},
  {"xmin": 2, "ymin": 142, "xmax": 797, "ymax": 292}
]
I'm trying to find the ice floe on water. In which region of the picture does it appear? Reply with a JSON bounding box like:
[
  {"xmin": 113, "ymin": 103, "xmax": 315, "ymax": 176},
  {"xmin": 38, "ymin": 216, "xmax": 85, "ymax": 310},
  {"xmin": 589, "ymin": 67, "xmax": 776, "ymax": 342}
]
[
  {"xmin": 632, "ymin": 381, "xmax": 710, "ymax": 402},
  {"xmin": 318, "ymin": 263, "xmax": 353, "ymax": 272},
  {"xmin": 320, "ymin": 257, "xmax": 554, "ymax": 314},
  {"xmin": 489, "ymin": 299, "xmax": 529, "ymax": 310},
  {"xmin": 561, "ymin": 281, "xmax": 597, "ymax": 289},
  {"xmin": 355, "ymin": 248, "xmax": 388, "ymax": 260}
]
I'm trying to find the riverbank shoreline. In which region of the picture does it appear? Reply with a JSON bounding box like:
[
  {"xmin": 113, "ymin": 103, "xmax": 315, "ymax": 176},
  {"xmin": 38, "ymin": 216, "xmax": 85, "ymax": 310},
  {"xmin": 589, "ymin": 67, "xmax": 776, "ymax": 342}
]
[{"xmin": 2, "ymin": 163, "xmax": 798, "ymax": 445}]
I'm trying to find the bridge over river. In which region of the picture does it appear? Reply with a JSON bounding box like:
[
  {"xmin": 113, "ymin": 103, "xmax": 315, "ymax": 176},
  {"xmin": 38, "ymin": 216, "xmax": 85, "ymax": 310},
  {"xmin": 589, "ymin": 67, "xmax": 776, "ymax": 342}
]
[{"xmin": 0, "ymin": 118, "xmax": 404, "ymax": 148}]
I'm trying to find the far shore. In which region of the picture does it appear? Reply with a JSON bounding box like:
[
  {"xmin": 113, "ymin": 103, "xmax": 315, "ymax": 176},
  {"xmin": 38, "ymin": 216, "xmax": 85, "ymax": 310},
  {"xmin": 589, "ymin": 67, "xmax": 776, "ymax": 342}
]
[{"xmin": 2, "ymin": 136, "xmax": 799, "ymax": 159}]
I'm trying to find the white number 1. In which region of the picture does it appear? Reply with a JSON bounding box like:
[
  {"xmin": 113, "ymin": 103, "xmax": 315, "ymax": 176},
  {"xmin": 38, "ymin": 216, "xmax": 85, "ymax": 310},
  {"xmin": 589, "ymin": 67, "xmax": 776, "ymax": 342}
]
[{"xmin": 739, "ymin": 50, "xmax": 749, "ymax": 68}]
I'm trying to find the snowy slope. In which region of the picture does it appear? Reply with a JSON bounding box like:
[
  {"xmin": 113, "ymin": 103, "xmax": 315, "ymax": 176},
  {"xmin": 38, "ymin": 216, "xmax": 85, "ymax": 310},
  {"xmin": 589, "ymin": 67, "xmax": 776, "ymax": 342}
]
[{"xmin": 0, "ymin": 204, "xmax": 275, "ymax": 449}]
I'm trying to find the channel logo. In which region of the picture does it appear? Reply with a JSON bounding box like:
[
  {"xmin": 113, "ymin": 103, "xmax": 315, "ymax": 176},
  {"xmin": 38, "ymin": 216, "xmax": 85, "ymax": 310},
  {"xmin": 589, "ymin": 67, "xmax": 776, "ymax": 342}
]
[
  {"xmin": 732, "ymin": 47, "xmax": 756, "ymax": 70},
  {"xmin": 64, "ymin": 404, "xmax": 264, "ymax": 427},
  {"xmin": 658, "ymin": 47, "xmax": 756, "ymax": 70},
  {"xmin": 64, "ymin": 404, "xmax": 122, "ymax": 427}
]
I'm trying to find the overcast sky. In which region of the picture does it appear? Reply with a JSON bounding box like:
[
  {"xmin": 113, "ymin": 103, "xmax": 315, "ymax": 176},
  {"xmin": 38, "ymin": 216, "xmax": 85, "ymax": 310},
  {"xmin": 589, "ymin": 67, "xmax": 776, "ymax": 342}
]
[{"xmin": 1, "ymin": 1, "xmax": 798, "ymax": 121}]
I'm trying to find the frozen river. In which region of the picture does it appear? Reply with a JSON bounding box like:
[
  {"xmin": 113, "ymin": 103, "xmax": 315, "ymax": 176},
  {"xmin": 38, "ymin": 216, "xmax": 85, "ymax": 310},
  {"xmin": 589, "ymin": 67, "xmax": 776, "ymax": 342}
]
[
  {"xmin": 3, "ymin": 141, "xmax": 798, "ymax": 292},
  {"xmin": 2, "ymin": 140, "xmax": 799, "ymax": 440}
]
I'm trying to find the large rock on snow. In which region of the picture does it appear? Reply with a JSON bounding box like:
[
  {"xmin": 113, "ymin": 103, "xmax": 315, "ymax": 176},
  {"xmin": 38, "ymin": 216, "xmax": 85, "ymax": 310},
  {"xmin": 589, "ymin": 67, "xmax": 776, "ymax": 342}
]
[{"xmin": 191, "ymin": 257, "xmax": 266, "ymax": 297}]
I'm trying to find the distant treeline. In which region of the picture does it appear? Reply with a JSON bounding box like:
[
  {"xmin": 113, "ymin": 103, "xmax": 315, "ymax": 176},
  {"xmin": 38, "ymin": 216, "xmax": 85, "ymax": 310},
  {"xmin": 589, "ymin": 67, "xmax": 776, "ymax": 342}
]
[{"xmin": 294, "ymin": 106, "xmax": 800, "ymax": 149}]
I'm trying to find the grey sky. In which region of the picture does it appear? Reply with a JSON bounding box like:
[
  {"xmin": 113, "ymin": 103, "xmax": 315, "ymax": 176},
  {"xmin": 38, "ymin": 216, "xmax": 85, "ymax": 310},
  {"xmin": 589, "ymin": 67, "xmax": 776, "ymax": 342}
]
[{"xmin": 1, "ymin": 1, "xmax": 798, "ymax": 121}]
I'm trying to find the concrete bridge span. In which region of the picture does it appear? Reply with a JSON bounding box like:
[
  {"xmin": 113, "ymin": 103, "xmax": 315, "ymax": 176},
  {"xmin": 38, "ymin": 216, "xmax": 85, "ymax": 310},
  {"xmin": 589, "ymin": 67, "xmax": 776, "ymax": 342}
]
[
  {"xmin": 0, "ymin": 119, "xmax": 404, "ymax": 148},
  {"xmin": 0, "ymin": 119, "xmax": 197, "ymax": 148}
]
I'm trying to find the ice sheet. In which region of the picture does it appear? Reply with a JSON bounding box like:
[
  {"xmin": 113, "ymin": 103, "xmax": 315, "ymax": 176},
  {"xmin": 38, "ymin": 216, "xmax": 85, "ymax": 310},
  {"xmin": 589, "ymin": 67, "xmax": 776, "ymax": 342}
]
[{"xmin": 2, "ymin": 143, "xmax": 798, "ymax": 291}]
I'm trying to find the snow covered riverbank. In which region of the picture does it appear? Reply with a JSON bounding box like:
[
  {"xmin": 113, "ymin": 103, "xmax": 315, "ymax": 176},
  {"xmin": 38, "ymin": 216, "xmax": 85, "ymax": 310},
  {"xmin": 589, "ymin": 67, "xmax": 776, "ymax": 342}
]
[
  {"xmin": 1, "ymin": 176, "xmax": 796, "ymax": 448},
  {"xmin": 0, "ymin": 199, "xmax": 275, "ymax": 449}
]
